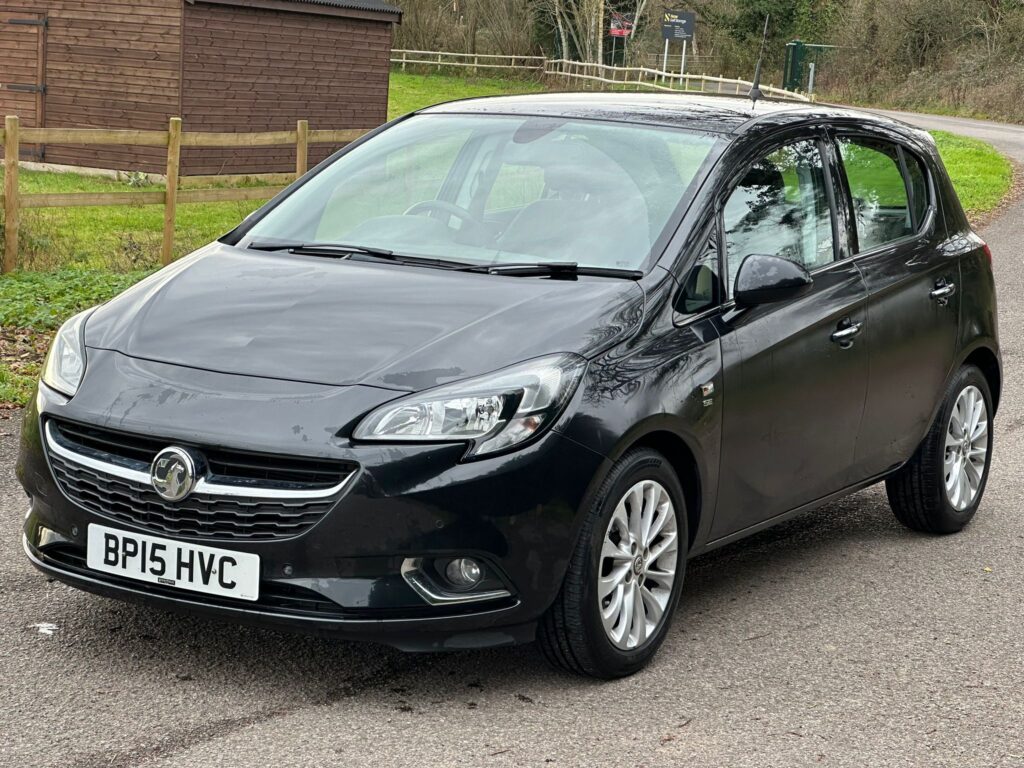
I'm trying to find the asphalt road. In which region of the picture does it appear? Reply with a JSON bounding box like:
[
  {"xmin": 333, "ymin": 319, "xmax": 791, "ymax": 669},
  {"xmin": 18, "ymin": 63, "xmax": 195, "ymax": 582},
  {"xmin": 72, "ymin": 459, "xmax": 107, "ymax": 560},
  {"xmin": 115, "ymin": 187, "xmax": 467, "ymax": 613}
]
[{"xmin": 3, "ymin": 110, "xmax": 1024, "ymax": 768}]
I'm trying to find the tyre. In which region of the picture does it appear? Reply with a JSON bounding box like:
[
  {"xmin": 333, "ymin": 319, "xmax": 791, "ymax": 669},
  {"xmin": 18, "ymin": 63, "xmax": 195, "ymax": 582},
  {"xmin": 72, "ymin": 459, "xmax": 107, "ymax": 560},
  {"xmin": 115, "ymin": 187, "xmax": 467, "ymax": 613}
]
[
  {"xmin": 886, "ymin": 365, "xmax": 994, "ymax": 534},
  {"xmin": 538, "ymin": 448, "xmax": 687, "ymax": 678}
]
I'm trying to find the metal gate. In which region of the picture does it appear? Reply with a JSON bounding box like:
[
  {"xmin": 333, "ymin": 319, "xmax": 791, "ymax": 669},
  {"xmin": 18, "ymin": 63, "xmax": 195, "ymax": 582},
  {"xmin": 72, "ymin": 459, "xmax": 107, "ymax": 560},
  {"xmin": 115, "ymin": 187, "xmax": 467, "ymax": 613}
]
[{"xmin": 0, "ymin": 10, "xmax": 47, "ymax": 159}]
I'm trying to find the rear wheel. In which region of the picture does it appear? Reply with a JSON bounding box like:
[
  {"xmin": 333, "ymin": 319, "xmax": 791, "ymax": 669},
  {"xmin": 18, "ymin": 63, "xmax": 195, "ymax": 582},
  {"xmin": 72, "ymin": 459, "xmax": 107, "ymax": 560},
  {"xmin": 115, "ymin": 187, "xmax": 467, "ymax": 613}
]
[
  {"xmin": 538, "ymin": 448, "xmax": 687, "ymax": 678},
  {"xmin": 886, "ymin": 365, "xmax": 993, "ymax": 533}
]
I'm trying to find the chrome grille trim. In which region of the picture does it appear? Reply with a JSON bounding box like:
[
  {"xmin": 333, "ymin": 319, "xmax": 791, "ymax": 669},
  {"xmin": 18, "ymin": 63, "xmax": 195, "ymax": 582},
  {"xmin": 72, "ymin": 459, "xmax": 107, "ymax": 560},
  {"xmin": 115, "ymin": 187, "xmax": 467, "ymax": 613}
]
[{"xmin": 44, "ymin": 421, "xmax": 353, "ymax": 501}]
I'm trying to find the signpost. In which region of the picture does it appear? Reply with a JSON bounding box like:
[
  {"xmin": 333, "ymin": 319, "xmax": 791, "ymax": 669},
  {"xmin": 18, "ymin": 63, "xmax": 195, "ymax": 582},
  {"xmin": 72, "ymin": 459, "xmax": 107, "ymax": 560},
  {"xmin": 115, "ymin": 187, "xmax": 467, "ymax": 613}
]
[
  {"xmin": 661, "ymin": 10, "xmax": 695, "ymax": 77},
  {"xmin": 609, "ymin": 12, "xmax": 634, "ymax": 66}
]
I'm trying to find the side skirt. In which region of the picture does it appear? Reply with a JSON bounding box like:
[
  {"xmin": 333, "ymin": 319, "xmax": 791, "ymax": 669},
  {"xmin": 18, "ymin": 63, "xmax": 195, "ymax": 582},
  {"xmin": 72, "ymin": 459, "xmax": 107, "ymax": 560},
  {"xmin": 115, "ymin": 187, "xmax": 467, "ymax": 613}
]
[{"xmin": 688, "ymin": 467, "xmax": 898, "ymax": 558}]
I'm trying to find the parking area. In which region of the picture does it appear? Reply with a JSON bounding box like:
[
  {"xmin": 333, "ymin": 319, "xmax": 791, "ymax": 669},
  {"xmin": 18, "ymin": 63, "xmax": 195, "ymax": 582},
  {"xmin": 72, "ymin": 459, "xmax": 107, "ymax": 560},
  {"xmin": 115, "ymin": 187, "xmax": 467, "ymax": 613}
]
[{"xmin": 2, "ymin": 111, "xmax": 1023, "ymax": 768}]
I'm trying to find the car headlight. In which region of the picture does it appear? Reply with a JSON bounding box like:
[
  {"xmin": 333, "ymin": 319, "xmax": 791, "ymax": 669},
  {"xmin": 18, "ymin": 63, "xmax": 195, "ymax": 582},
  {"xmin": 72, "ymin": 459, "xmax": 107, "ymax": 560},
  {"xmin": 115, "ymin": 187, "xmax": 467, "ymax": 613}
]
[
  {"xmin": 353, "ymin": 353, "xmax": 587, "ymax": 457},
  {"xmin": 41, "ymin": 309, "xmax": 94, "ymax": 398}
]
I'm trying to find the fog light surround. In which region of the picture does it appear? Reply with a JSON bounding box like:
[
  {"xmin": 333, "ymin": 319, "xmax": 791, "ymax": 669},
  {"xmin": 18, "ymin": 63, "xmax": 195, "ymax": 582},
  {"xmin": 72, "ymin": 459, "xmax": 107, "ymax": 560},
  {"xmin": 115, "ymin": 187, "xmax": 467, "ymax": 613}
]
[
  {"xmin": 400, "ymin": 557, "xmax": 511, "ymax": 606},
  {"xmin": 445, "ymin": 557, "xmax": 483, "ymax": 590}
]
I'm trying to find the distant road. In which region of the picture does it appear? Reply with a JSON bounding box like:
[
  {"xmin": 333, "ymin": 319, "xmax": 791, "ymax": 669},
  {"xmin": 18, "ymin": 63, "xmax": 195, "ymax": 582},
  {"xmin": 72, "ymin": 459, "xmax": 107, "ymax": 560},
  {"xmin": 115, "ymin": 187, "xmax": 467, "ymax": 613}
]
[{"xmin": 868, "ymin": 107, "xmax": 1024, "ymax": 163}]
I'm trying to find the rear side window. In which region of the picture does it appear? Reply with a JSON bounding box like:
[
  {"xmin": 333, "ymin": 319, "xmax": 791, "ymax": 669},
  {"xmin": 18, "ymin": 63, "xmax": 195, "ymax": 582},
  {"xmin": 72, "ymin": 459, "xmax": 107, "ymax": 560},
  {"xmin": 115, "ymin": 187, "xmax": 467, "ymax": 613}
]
[{"xmin": 837, "ymin": 137, "xmax": 928, "ymax": 252}]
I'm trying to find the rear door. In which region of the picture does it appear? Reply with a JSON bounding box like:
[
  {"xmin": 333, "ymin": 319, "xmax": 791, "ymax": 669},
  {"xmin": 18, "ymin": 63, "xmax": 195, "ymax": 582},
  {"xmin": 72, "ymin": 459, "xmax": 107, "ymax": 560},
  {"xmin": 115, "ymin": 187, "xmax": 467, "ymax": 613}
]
[
  {"xmin": 830, "ymin": 129, "xmax": 961, "ymax": 478},
  {"xmin": 709, "ymin": 130, "xmax": 870, "ymax": 539},
  {"xmin": 0, "ymin": 10, "xmax": 46, "ymax": 159}
]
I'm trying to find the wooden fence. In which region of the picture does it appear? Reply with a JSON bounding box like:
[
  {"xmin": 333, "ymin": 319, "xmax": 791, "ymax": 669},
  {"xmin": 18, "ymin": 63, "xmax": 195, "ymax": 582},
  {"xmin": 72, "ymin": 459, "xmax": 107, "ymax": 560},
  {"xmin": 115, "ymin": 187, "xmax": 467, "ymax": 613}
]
[
  {"xmin": 543, "ymin": 59, "xmax": 810, "ymax": 101},
  {"xmin": 0, "ymin": 115, "xmax": 367, "ymax": 273},
  {"xmin": 392, "ymin": 49, "xmax": 547, "ymax": 73},
  {"xmin": 389, "ymin": 49, "xmax": 811, "ymax": 102}
]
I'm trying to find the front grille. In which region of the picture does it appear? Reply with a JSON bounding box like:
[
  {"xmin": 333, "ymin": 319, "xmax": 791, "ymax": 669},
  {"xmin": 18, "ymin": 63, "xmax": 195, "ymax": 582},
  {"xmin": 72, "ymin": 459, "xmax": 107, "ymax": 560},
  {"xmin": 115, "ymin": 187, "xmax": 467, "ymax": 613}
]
[
  {"xmin": 45, "ymin": 419, "xmax": 356, "ymax": 541},
  {"xmin": 54, "ymin": 420, "xmax": 346, "ymax": 491}
]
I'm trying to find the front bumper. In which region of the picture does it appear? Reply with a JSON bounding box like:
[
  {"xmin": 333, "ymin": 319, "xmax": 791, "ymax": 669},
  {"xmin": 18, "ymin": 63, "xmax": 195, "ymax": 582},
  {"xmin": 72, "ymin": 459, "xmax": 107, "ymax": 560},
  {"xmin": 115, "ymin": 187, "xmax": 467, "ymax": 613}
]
[{"xmin": 17, "ymin": 351, "xmax": 608, "ymax": 651}]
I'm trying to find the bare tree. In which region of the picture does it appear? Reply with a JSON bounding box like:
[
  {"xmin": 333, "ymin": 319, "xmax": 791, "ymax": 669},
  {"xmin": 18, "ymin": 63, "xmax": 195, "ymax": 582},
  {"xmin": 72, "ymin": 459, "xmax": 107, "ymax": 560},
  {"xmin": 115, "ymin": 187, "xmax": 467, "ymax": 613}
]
[{"xmin": 534, "ymin": 0, "xmax": 605, "ymax": 62}]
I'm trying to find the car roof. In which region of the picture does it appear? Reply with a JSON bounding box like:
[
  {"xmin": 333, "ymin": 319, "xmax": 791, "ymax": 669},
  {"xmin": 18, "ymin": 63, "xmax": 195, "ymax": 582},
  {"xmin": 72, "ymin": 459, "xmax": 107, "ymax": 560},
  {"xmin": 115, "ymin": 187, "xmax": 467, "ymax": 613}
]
[{"xmin": 419, "ymin": 92, "xmax": 920, "ymax": 139}]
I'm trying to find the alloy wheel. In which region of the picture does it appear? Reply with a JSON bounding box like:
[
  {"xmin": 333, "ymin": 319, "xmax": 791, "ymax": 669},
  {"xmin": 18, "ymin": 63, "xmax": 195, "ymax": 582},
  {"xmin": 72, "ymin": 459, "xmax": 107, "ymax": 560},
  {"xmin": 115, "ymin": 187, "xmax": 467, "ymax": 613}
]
[
  {"xmin": 944, "ymin": 385, "xmax": 989, "ymax": 511},
  {"xmin": 598, "ymin": 480, "xmax": 679, "ymax": 650}
]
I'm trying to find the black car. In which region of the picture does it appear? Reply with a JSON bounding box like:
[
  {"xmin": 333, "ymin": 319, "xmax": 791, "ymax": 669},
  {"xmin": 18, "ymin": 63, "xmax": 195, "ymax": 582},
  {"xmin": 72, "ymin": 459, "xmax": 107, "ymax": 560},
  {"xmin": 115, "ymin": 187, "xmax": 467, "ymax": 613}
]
[{"xmin": 17, "ymin": 94, "xmax": 999, "ymax": 678}]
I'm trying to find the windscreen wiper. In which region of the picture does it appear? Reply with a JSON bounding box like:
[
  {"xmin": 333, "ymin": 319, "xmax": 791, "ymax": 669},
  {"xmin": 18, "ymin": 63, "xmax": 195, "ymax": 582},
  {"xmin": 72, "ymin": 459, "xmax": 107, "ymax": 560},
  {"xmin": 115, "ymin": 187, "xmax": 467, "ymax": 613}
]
[
  {"xmin": 459, "ymin": 262, "xmax": 644, "ymax": 280},
  {"xmin": 247, "ymin": 241, "xmax": 472, "ymax": 270},
  {"xmin": 247, "ymin": 240, "xmax": 395, "ymax": 258}
]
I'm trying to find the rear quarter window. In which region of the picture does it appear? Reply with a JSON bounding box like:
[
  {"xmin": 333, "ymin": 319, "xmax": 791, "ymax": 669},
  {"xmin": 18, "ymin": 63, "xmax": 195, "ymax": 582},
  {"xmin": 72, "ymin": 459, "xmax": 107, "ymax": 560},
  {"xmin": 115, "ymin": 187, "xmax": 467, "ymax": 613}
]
[{"xmin": 837, "ymin": 136, "xmax": 930, "ymax": 252}]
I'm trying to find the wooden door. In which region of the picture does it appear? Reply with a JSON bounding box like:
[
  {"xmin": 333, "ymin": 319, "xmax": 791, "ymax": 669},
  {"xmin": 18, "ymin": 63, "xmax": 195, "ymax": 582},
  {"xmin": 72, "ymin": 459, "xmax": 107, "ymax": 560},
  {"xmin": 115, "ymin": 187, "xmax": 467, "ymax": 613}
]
[{"xmin": 0, "ymin": 9, "xmax": 46, "ymax": 159}]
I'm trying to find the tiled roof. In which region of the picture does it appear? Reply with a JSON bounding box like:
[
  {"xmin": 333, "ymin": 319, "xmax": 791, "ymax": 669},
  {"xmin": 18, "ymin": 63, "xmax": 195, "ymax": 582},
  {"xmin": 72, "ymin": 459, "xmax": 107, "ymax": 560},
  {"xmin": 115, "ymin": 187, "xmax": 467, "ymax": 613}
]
[{"xmin": 227, "ymin": 0, "xmax": 401, "ymax": 17}]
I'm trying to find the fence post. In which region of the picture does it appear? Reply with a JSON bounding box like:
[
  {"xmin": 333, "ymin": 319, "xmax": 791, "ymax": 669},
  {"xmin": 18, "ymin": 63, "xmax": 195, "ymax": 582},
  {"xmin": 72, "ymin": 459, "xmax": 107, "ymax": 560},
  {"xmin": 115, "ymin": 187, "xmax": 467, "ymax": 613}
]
[
  {"xmin": 296, "ymin": 119, "xmax": 309, "ymax": 179},
  {"xmin": 161, "ymin": 117, "xmax": 182, "ymax": 267},
  {"xmin": 402, "ymin": 50, "xmax": 407, "ymax": 72},
  {"xmin": 3, "ymin": 115, "xmax": 19, "ymax": 274}
]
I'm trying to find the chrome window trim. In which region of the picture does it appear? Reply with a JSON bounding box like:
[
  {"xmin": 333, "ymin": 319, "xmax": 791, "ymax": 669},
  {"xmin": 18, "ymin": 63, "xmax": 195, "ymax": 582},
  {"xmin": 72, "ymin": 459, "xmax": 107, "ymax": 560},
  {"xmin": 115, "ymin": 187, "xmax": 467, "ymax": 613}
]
[{"xmin": 43, "ymin": 421, "xmax": 354, "ymax": 501}]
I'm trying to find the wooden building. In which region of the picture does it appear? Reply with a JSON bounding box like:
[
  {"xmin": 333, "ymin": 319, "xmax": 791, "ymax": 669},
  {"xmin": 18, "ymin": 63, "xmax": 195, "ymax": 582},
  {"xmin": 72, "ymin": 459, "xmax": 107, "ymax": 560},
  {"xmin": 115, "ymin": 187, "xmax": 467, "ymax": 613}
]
[{"xmin": 0, "ymin": 0, "xmax": 401, "ymax": 174}]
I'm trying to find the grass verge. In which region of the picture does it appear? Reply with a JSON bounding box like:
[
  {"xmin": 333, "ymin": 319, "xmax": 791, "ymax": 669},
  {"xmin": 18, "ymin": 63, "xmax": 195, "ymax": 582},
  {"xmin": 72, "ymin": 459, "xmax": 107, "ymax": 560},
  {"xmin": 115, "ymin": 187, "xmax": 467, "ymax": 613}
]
[{"xmin": 931, "ymin": 131, "xmax": 1013, "ymax": 218}]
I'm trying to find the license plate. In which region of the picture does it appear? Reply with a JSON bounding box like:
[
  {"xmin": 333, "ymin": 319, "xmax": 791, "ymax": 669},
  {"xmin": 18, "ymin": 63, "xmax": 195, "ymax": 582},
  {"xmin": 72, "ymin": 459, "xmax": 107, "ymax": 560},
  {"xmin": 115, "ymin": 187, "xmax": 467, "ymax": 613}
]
[{"xmin": 86, "ymin": 524, "xmax": 260, "ymax": 601}]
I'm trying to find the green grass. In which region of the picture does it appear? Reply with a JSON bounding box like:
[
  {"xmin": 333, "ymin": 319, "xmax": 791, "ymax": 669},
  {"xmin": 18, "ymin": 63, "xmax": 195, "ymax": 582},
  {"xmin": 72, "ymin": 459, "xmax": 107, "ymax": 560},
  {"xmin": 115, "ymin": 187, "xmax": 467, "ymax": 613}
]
[
  {"xmin": 0, "ymin": 268, "xmax": 151, "ymax": 330},
  {"xmin": 388, "ymin": 72, "xmax": 544, "ymax": 120},
  {"xmin": 0, "ymin": 359, "xmax": 37, "ymax": 406},
  {"xmin": 931, "ymin": 131, "xmax": 1013, "ymax": 217}
]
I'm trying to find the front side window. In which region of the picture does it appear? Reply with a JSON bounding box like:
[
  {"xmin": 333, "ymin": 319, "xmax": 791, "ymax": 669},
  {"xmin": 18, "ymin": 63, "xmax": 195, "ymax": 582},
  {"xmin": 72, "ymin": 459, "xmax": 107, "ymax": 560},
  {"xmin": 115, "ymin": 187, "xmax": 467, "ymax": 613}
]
[
  {"xmin": 837, "ymin": 137, "xmax": 917, "ymax": 251},
  {"xmin": 722, "ymin": 139, "xmax": 834, "ymax": 296},
  {"xmin": 241, "ymin": 115, "xmax": 720, "ymax": 272}
]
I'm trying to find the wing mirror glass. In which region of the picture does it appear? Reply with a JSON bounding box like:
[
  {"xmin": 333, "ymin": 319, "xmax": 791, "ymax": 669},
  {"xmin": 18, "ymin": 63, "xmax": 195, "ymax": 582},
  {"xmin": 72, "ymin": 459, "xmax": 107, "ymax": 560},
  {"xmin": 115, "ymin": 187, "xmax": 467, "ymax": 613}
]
[{"xmin": 734, "ymin": 254, "xmax": 813, "ymax": 307}]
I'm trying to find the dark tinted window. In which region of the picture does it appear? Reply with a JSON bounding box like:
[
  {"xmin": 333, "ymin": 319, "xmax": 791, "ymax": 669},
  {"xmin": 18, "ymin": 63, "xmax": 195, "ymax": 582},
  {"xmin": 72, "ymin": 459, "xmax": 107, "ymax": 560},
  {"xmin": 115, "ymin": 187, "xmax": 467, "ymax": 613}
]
[
  {"xmin": 838, "ymin": 137, "xmax": 915, "ymax": 251},
  {"xmin": 723, "ymin": 139, "xmax": 834, "ymax": 296}
]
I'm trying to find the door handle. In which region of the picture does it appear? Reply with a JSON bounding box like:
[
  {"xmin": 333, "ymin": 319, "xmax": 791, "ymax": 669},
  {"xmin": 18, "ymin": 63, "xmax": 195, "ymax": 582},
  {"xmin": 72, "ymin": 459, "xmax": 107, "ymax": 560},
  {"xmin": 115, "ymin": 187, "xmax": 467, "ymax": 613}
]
[
  {"xmin": 930, "ymin": 280, "xmax": 957, "ymax": 306},
  {"xmin": 831, "ymin": 319, "xmax": 862, "ymax": 349}
]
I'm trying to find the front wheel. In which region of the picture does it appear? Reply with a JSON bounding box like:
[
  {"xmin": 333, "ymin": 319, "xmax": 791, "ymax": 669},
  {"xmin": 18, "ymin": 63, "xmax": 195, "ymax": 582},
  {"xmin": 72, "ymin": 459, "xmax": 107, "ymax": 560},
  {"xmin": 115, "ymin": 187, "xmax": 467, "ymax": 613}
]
[
  {"xmin": 886, "ymin": 365, "xmax": 994, "ymax": 533},
  {"xmin": 538, "ymin": 448, "xmax": 687, "ymax": 678}
]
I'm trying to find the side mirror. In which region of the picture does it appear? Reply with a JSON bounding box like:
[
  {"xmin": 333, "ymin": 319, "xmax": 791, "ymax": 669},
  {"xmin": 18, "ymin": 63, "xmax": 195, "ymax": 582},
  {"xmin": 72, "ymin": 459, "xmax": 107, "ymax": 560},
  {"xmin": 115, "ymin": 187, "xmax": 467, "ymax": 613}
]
[{"xmin": 734, "ymin": 254, "xmax": 813, "ymax": 307}]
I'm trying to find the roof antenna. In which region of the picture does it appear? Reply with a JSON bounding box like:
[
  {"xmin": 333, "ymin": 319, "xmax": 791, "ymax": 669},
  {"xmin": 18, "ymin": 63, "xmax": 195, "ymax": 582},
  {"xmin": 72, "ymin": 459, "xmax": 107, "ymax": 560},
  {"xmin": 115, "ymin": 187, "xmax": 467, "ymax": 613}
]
[{"xmin": 749, "ymin": 14, "xmax": 770, "ymax": 109}]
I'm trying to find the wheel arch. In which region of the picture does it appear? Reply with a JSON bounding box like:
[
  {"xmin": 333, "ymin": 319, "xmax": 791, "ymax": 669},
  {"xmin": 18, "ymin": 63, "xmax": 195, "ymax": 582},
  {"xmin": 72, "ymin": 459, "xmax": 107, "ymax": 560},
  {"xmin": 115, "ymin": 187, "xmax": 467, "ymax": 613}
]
[
  {"xmin": 603, "ymin": 419, "xmax": 708, "ymax": 553},
  {"xmin": 961, "ymin": 343, "xmax": 1002, "ymax": 413}
]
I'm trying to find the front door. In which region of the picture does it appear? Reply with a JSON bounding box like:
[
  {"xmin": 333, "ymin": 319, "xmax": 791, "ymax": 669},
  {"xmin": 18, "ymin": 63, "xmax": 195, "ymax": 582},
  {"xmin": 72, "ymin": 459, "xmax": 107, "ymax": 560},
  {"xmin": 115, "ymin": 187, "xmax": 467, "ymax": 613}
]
[
  {"xmin": 710, "ymin": 134, "xmax": 870, "ymax": 539},
  {"xmin": 0, "ymin": 10, "xmax": 46, "ymax": 159}
]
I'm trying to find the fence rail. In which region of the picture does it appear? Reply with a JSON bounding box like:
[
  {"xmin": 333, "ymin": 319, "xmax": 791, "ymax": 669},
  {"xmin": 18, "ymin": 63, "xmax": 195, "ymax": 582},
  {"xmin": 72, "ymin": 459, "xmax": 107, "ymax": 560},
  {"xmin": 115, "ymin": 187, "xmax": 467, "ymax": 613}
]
[
  {"xmin": 0, "ymin": 115, "xmax": 368, "ymax": 273},
  {"xmin": 389, "ymin": 48, "xmax": 811, "ymax": 103},
  {"xmin": 543, "ymin": 59, "xmax": 810, "ymax": 101},
  {"xmin": 392, "ymin": 49, "xmax": 547, "ymax": 72}
]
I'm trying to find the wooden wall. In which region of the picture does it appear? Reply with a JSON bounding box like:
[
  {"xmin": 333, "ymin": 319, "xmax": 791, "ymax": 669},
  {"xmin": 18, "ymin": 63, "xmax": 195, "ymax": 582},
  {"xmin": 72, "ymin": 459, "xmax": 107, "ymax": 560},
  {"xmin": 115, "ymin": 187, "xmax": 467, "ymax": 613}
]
[
  {"xmin": 0, "ymin": 0, "xmax": 183, "ymax": 172},
  {"xmin": 0, "ymin": 0, "xmax": 393, "ymax": 175},
  {"xmin": 179, "ymin": 1, "xmax": 392, "ymax": 175}
]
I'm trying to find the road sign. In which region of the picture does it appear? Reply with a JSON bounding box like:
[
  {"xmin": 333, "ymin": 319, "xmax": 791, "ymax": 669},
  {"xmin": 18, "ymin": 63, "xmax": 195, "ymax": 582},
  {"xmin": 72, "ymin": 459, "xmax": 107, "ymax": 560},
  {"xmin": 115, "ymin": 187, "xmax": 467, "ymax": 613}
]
[
  {"xmin": 662, "ymin": 10, "xmax": 695, "ymax": 41},
  {"xmin": 609, "ymin": 12, "xmax": 634, "ymax": 38}
]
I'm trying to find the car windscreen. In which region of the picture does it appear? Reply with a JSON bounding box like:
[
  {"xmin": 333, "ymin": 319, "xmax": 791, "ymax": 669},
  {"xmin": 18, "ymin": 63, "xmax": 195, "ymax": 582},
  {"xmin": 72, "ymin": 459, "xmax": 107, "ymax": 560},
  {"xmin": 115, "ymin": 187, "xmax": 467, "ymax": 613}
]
[{"xmin": 238, "ymin": 114, "xmax": 720, "ymax": 272}]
